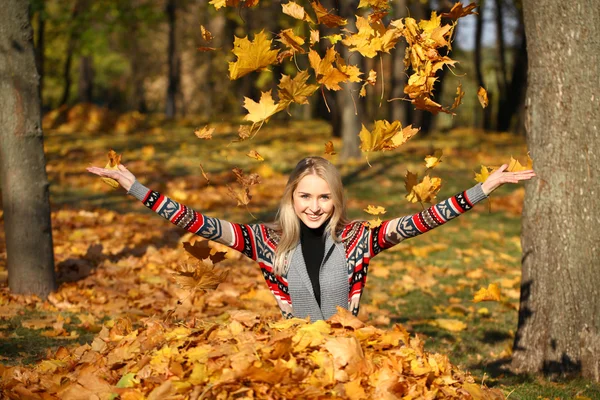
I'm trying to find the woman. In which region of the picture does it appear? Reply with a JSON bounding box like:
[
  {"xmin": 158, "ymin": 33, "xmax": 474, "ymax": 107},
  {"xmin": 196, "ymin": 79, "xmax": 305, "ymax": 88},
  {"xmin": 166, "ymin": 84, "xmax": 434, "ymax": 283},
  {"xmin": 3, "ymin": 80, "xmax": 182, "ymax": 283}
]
[{"xmin": 87, "ymin": 157, "xmax": 535, "ymax": 320}]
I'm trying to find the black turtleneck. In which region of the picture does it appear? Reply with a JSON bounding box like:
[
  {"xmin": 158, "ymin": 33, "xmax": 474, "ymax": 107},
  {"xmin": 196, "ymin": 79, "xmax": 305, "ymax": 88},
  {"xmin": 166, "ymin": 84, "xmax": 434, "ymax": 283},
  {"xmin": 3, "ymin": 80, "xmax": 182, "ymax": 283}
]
[{"xmin": 300, "ymin": 220, "xmax": 327, "ymax": 307}]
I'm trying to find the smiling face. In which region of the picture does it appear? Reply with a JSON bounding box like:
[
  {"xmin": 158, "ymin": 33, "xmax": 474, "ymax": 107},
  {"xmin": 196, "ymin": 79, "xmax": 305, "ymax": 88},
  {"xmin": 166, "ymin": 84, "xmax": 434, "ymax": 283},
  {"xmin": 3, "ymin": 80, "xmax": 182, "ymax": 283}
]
[{"xmin": 293, "ymin": 174, "xmax": 334, "ymax": 229}]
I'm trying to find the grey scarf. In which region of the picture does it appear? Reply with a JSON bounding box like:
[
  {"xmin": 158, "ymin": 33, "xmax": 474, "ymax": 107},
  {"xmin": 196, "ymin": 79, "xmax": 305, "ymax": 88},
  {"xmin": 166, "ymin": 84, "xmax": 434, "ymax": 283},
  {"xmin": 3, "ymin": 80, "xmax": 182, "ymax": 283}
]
[{"xmin": 286, "ymin": 233, "xmax": 349, "ymax": 320}]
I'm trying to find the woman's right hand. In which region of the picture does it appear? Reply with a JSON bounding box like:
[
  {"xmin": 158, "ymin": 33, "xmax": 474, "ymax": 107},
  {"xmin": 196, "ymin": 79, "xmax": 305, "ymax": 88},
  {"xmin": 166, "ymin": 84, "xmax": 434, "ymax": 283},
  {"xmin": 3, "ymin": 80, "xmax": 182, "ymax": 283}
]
[{"xmin": 87, "ymin": 164, "xmax": 136, "ymax": 192}]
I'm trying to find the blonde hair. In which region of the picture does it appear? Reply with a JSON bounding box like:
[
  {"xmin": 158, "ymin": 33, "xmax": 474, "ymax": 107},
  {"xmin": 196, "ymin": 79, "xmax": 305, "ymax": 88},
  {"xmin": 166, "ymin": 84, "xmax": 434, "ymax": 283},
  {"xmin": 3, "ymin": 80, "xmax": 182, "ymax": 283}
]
[{"xmin": 272, "ymin": 157, "xmax": 349, "ymax": 276}]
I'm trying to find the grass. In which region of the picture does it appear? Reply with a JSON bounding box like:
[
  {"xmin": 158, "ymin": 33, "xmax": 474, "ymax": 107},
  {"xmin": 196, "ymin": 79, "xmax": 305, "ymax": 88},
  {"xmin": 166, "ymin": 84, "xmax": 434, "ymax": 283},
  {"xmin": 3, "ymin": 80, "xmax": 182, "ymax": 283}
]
[{"xmin": 1, "ymin": 117, "xmax": 598, "ymax": 399}]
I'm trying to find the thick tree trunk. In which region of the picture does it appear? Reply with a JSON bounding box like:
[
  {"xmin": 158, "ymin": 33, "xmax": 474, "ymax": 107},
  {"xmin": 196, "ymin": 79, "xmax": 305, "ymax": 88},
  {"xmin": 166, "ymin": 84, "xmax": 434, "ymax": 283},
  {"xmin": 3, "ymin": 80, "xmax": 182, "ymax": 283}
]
[
  {"xmin": 512, "ymin": 0, "xmax": 600, "ymax": 381},
  {"xmin": 165, "ymin": 0, "xmax": 179, "ymax": 119},
  {"xmin": 390, "ymin": 0, "xmax": 408, "ymax": 123},
  {"xmin": 336, "ymin": 0, "xmax": 362, "ymax": 160},
  {"xmin": 0, "ymin": 0, "xmax": 56, "ymax": 298},
  {"xmin": 34, "ymin": 3, "xmax": 45, "ymax": 103}
]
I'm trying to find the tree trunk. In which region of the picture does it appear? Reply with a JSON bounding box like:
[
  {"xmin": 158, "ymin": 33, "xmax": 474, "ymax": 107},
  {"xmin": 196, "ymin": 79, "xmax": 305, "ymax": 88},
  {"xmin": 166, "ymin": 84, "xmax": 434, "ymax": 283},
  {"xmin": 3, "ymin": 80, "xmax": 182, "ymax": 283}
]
[
  {"xmin": 390, "ymin": 0, "xmax": 408, "ymax": 123},
  {"xmin": 336, "ymin": 0, "xmax": 362, "ymax": 160},
  {"xmin": 0, "ymin": 0, "xmax": 56, "ymax": 298},
  {"xmin": 165, "ymin": 0, "xmax": 179, "ymax": 119},
  {"xmin": 78, "ymin": 55, "xmax": 94, "ymax": 103},
  {"xmin": 474, "ymin": 0, "xmax": 492, "ymax": 130},
  {"xmin": 512, "ymin": 0, "xmax": 600, "ymax": 381},
  {"xmin": 34, "ymin": 2, "xmax": 45, "ymax": 103}
]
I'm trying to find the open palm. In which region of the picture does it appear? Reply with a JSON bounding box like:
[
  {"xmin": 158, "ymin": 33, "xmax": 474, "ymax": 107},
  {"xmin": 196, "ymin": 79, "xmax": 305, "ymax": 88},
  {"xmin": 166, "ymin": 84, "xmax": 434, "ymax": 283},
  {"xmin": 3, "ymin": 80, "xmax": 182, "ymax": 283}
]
[{"xmin": 86, "ymin": 164, "xmax": 136, "ymax": 192}]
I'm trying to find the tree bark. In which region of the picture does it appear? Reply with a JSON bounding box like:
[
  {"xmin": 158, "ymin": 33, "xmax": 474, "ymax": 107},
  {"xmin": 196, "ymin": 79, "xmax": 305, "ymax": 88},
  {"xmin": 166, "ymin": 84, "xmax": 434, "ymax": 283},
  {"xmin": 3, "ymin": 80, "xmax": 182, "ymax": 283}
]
[
  {"xmin": 512, "ymin": 0, "xmax": 600, "ymax": 381},
  {"xmin": 34, "ymin": 2, "xmax": 45, "ymax": 103},
  {"xmin": 336, "ymin": 0, "xmax": 362, "ymax": 160},
  {"xmin": 0, "ymin": 0, "xmax": 56, "ymax": 298},
  {"xmin": 165, "ymin": 0, "xmax": 179, "ymax": 119}
]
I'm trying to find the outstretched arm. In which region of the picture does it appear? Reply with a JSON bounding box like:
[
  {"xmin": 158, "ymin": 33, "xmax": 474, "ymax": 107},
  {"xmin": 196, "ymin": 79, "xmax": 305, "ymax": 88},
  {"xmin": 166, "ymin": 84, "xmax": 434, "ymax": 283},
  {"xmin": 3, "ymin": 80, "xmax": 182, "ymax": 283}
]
[
  {"xmin": 86, "ymin": 164, "xmax": 261, "ymax": 261},
  {"xmin": 370, "ymin": 164, "xmax": 536, "ymax": 256}
]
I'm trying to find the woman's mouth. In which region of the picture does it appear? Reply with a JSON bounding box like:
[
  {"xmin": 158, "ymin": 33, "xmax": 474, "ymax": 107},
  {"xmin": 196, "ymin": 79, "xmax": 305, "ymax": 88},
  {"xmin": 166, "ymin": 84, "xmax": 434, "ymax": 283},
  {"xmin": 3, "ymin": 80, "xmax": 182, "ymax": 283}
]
[{"xmin": 306, "ymin": 213, "xmax": 321, "ymax": 221}]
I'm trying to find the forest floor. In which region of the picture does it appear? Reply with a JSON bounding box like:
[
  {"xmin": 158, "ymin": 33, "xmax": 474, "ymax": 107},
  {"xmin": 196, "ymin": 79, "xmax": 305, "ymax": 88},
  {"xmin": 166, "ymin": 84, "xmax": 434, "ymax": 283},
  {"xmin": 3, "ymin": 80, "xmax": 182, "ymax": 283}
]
[{"xmin": 0, "ymin": 117, "xmax": 598, "ymax": 399}]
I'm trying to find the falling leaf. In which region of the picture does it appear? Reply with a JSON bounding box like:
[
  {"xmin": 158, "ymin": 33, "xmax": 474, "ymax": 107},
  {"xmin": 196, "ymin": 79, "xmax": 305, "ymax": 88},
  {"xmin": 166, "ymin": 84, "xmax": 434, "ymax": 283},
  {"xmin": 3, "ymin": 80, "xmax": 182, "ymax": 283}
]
[
  {"xmin": 229, "ymin": 31, "xmax": 279, "ymax": 80},
  {"xmin": 278, "ymin": 70, "xmax": 319, "ymax": 107},
  {"xmin": 100, "ymin": 149, "xmax": 121, "ymax": 189},
  {"xmin": 310, "ymin": 1, "xmax": 347, "ymax": 28},
  {"xmin": 424, "ymin": 149, "xmax": 443, "ymax": 169},
  {"xmin": 363, "ymin": 205, "xmax": 386, "ymax": 215},
  {"xmin": 359, "ymin": 120, "xmax": 420, "ymax": 153},
  {"xmin": 200, "ymin": 25, "xmax": 213, "ymax": 42},
  {"xmin": 309, "ymin": 29, "xmax": 320, "ymax": 45},
  {"xmin": 451, "ymin": 82, "xmax": 464, "ymax": 109},
  {"xmin": 197, "ymin": 46, "xmax": 217, "ymax": 52},
  {"xmin": 308, "ymin": 48, "xmax": 351, "ymax": 91},
  {"xmin": 246, "ymin": 150, "xmax": 264, "ymax": 161},
  {"xmin": 210, "ymin": 0, "xmax": 259, "ymax": 10},
  {"xmin": 342, "ymin": 16, "xmax": 403, "ymax": 58},
  {"xmin": 360, "ymin": 69, "xmax": 377, "ymax": 97},
  {"xmin": 238, "ymin": 125, "xmax": 252, "ymax": 140},
  {"xmin": 227, "ymin": 185, "xmax": 252, "ymax": 206},
  {"xmin": 282, "ymin": 1, "xmax": 315, "ymax": 24},
  {"xmin": 243, "ymin": 90, "xmax": 281, "ymax": 124},
  {"xmin": 324, "ymin": 141, "xmax": 336, "ymax": 155},
  {"xmin": 278, "ymin": 28, "xmax": 306, "ymax": 55},
  {"xmin": 199, "ymin": 163, "xmax": 210, "ymax": 184},
  {"xmin": 194, "ymin": 126, "xmax": 214, "ymax": 140},
  {"xmin": 183, "ymin": 240, "xmax": 227, "ymax": 265},
  {"xmin": 405, "ymin": 175, "xmax": 442, "ymax": 204},
  {"xmin": 232, "ymin": 167, "xmax": 261, "ymax": 187},
  {"xmin": 364, "ymin": 217, "xmax": 382, "ymax": 229},
  {"xmin": 477, "ymin": 86, "xmax": 489, "ymax": 108},
  {"xmin": 473, "ymin": 283, "xmax": 502, "ymax": 303},
  {"xmin": 441, "ymin": 2, "xmax": 478, "ymax": 19}
]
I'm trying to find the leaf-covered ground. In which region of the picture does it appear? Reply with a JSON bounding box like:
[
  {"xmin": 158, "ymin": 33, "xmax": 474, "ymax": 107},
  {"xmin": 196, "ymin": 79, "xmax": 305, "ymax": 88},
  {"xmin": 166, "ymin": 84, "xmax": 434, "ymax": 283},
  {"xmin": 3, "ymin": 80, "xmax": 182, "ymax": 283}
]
[{"xmin": 0, "ymin": 114, "xmax": 598, "ymax": 399}]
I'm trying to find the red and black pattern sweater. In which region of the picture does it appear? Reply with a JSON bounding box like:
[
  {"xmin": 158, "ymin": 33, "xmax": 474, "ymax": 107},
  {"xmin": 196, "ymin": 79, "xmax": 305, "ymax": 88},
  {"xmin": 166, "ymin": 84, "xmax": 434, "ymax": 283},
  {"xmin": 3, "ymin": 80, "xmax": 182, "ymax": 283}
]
[{"xmin": 128, "ymin": 181, "xmax": 487, "ymax": 319}]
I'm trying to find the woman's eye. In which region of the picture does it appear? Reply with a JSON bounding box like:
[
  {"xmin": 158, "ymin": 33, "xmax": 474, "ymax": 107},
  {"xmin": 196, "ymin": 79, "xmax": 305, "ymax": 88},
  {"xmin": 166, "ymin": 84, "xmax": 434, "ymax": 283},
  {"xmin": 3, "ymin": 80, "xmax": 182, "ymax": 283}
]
[
  {"xmin": 301, "ymin": 194, "xmax": 310, "ymax": 199},
  {"xmin": 321, "ymin": 196, "xmax": 330, "ymax": 200}
]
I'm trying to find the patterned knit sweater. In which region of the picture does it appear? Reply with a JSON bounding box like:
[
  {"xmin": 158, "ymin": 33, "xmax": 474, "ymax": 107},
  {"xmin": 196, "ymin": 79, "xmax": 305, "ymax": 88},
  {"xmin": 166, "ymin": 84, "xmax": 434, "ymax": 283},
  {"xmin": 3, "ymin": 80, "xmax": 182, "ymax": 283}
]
[{"xmin": 128, "ymin": 181, "xmax": 487, "ymax": 319}]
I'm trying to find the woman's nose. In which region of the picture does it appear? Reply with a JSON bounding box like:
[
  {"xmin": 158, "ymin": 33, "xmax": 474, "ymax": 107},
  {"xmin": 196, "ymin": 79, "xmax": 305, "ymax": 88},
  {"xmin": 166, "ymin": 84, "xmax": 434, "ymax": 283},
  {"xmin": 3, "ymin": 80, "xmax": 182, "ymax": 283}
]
[{"xmin": 310, "ymin": 198, "xmax": 320, "ymax": 212}]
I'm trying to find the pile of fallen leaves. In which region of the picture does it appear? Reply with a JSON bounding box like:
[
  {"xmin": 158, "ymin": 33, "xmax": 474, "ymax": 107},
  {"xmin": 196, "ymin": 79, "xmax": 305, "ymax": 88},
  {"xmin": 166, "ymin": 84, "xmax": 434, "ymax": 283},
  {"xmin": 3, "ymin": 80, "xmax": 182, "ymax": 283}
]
[{"xmin": 1, "ymin": 307, "xmax": 504, "ymax": 399}]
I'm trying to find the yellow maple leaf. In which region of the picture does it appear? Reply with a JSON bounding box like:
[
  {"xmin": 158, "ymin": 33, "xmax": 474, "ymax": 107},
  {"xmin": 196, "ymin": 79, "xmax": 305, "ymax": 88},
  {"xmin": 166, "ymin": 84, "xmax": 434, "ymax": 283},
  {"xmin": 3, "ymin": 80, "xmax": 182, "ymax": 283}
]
[
  {"xmin": 363, "ymin": 205, "xmax": 386, "ymax": 215},
  {"xmin": 194, "ymin": 125, "xmax": 214, "ymax": 140},
  {"xmin": 277, "ymin": 28, "xmax": 306, "ymax": 54},
  {"xmin": 473, "ymin": 283, "xmax": 502, "ymax": 303},
  {"xmin": 278, "ymin": 70, "xmax": 319, "ymax": 107},
  {"xmin": 229, "ymin": 31, "xmax": 279, "ymax": 80},
  {"xmin": 424, "ymin": 149, "xmax": 443, "ymax": 169},
  {"xmin": 308, "ymin": 48, "xmax": 350, "ymax": 90},
  {"xmin": 406, "ymin": 175, "xmax": 442, "ymax": 204},
  {"xmin": 477, "ymin": 86, "xmax": 489, "ymax": 108},
  {"xmin": 243, "ymin": 90, "xmax": 281, "ymax": 124},
  {"xmin": 281, "ymin": 1, "xmax": 315, "ymax": 24},
  {"xmin": 343, "ymin": 16, "xmax": 403, "ymax": 58},
  {"xmin": 359, "ymin": 120, "xmax": 419, "ymax": 152},
  {"xmin": 310, "ymin": 1, "xmax": 347, "ymax": 28},
  {"xmin": 101, "ymin": 149, "xmax": 121, "ymax": 189},
  {"xmin": 309, "ymin": 29, "xmax": 320, "ymax": 45},
  {"xmin": 404, "ymin": 170, "xmax": 419, "ymax": 198},
  {"xmin": 474, "ymin": 165, "xmax": 491, "ymax": 184},
  {"xmin": 507, "ymin": 154, "xmax": 533, "ymax": 172}
]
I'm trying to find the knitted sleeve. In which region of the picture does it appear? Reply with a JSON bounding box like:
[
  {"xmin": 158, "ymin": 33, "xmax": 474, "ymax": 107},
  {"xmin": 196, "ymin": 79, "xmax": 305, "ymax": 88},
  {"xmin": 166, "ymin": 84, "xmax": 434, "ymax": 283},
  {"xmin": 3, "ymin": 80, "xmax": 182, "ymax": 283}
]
[
  {"xmin": 368, "ymin": 183, "xmax": 488, "ymax": 258},
  {"xmin": 127, "ymin": 181, "xmax": 262, "ymax": 261}
]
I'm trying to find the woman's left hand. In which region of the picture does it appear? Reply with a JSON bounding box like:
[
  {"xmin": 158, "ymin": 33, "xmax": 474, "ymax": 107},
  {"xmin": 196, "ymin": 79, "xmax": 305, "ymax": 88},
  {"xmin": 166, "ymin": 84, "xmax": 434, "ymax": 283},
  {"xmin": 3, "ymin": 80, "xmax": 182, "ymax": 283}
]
[{"xmin": 481, "ymin": 164, "xmax": 536, "ymax": 196}]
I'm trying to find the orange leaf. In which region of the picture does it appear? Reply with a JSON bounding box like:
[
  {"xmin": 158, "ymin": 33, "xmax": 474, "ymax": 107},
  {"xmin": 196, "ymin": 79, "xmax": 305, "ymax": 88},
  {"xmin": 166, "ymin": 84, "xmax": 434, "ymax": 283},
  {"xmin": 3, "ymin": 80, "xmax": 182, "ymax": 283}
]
[
  {"xmin": 477, "ymin": 86, "xmax": 489, "ymax": 108},
  {"xmin": 473, "ymin": 283, "xmax": 502, "ymax": 303}
]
